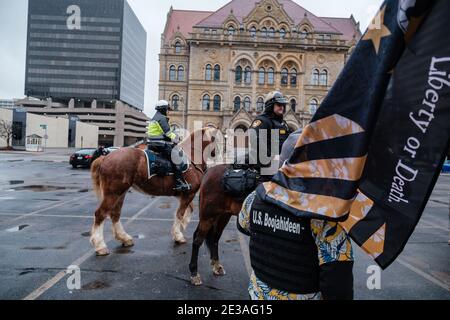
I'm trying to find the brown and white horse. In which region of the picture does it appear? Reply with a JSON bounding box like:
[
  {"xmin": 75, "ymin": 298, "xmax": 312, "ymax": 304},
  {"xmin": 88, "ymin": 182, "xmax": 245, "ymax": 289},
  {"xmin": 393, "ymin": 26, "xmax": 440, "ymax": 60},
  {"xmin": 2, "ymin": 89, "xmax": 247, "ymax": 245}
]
[{"xmin": 89, "ymin": 127, "xmax": 217, "ymax": 256}]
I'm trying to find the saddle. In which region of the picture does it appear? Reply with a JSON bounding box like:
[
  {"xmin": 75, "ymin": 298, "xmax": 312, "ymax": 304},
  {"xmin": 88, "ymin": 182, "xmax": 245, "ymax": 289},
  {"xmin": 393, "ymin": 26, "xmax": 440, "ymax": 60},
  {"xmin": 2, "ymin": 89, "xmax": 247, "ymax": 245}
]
[{"xmin": 143, "ymin": 141, "xmax": 189, "ymax": 179}]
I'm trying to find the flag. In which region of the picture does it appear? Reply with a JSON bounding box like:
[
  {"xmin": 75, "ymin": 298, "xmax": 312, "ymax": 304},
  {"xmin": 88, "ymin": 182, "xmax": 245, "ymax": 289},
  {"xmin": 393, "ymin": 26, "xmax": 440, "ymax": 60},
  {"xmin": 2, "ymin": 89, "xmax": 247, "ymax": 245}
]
[{"xmin": 256, "ymin": 0, "xmax": 450, "ymax": 269}]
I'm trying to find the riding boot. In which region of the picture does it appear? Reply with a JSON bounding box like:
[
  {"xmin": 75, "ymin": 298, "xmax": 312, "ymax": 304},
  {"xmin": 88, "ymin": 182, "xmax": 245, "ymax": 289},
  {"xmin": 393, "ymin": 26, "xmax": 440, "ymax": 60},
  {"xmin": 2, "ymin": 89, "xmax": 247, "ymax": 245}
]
[{"xmin": 173, "ymin": 168, "xmax": 191, "ymax": 192}]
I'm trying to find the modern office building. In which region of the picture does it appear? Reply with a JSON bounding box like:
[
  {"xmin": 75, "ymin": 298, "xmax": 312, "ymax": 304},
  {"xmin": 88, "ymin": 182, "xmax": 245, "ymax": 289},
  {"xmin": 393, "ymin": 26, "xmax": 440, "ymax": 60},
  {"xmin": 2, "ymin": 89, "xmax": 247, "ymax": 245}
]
[{"xmin": 24, "ymin": 0, "xmax": 148, "ymax": 146}]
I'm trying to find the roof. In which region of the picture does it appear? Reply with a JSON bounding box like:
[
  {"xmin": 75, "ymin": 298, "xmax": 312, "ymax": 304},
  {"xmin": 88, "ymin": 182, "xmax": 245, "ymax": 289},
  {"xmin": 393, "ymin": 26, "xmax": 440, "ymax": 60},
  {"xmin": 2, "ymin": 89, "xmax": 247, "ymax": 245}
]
[
  {"xmin": 162, "ymin": 8, "xmax": 213, "ymax": 44},
  {"xmin": 162, "ymin": 0, "xmax": 361, "ymax": 43}
]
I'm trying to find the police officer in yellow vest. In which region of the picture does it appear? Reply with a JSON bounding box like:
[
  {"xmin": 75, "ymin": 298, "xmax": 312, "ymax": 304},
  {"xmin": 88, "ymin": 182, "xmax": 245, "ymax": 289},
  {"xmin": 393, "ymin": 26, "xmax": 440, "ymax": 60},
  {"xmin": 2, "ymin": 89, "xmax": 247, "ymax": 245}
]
[{"xmin": 147, "ymin": 100, "xmax": 191, "ymax": 192}]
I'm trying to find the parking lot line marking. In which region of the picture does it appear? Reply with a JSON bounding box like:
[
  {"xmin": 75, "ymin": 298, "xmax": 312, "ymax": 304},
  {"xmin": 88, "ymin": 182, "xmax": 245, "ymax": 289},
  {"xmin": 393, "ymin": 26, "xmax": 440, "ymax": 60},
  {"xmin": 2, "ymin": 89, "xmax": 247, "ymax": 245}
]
[
  {"xmin": 396, "ymin": 258, "xmax": 450, "ymax": 292},
  {"xmin": 237, "ymin": 231, "xmax": 252, "ymax": 277},
  {"xmin": 419, "ymin": 219, "xmax": 449, "ymax": 232},
  {"xmin": 23, "ymin": 198, "xmax": 160, "ymax": 301},
  {"xmin": 2, "ymin": 194, "xmax": 92, "ymax": 224}
]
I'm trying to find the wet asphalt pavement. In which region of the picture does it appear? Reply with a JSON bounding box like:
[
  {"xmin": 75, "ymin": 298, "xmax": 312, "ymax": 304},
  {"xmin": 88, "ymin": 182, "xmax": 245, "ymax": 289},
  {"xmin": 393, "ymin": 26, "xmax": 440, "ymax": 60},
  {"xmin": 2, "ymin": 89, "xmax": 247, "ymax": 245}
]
[{"xmin": 0, "ymin": 158, "xmax": 448, "ymax": 300}]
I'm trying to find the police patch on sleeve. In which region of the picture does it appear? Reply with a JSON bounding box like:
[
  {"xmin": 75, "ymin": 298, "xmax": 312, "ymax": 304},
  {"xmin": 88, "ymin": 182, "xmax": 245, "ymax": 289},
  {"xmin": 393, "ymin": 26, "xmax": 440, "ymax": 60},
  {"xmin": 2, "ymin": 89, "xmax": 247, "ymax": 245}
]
[{"xmin": 251, "ymin": 120, "xmax": 262, "ymax": 128}]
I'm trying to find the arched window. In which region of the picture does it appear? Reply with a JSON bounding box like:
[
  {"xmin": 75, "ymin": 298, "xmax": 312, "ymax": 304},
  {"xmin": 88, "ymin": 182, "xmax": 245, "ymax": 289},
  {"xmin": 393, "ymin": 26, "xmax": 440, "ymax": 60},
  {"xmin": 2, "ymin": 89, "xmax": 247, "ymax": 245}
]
[
  {"xmin": 268, "ymin": 27, "xmax": 275, "ymax": 38},
  {"xmin": 258, "ymin": 67, "xmax": 265, "ymax": 85},
  {"xmin": 299, "ymin": 28, "xmax": 309, "ymax": 39},
  {"xmin": 290, "ymin": 98, "xmax": 297, "ymax": 112},
  {"xmin": 213, "ymin": 95, "xmax": 221, "ymax": 111},
  {"xmin": 202, "ymin": 94, "xmax": 210, "ymax": 111},
  {"xmin": 175, "ymin": 41, "xmax": 182, "ymax": 54},
  {"xmin": 214, "ymin": 64, "xmax": 221, "ymax": 81},
  {"xmin": 268, "ymin": 67, "xmax": 275, "ymax": 85},
  {"xmin": 244, "ymin": 66, "xmax": 252, "ymax": 84},
  {"xmin": 257, "ymin": 97, "xmax": 264, "ymax": 112},
  {"xmin": 281, "ymin": 68, "xmax": 289, "ymax": 85},
  {"xmin": 233, "ymin": 96, "xmax": 241, "ymax": 112},
  {"xmin": 227, "ymin": 26, "xmax": 235, "ymax": 35},
  {"xmin": 290, "ymin": 68, "xmax": 297, "ymax": 86},
  {"xmin": 171, "ymin": 95, "xmax": 180, "ymax": 111},
  {"xmin": 261, "ymin": 27, "xmax": 268, "ymax": 38},
  {"xmin": 235, "ymin": 66, "xmax": 242, "ymax": 83},
  {"xmin": 205, "ymin": 64, "xmax": 212, "ymax": 81},
  {"xmin": 244, "ymin": 97, "xmax": 251, "ymax": 111},
  {"xmin": 169, "ymin": 65, "xmax": 176, "ymax": 81},
  {"xmin": 312, "ymin": 69, "xmax": 320, "ymax": 85},
  {"xmin": 177, "ymin": 66, "xmax": 184, "ymax": 81},
  {"xmin": 309, "ymin": 98, "xmax": 319, "ymax": 114},
  {"xmin": 319, "ymin": 70, "xmax": 328, "ymax": 86},
  {"xmin": 280, "ymin": 28, "xmax": 286, "ymax": 39},
  {"xmin": 250, "ymin": 26, "xmax": 257, "ymax": 38}
]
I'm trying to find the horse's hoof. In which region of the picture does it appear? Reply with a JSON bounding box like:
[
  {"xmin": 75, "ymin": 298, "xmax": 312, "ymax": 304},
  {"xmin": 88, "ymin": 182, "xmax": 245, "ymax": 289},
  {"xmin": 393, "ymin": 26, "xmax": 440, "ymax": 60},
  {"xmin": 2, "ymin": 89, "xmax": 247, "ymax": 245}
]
[
  {"xmin": 190, "ymin": 274, "xmax": 202, "ymax": 286},
  {"xmin": 212, "ymin": 263, "xmax": 226, "ymax": 276},
  {"xmin": 96, "ymin": 247, "xmax": 110, "ymax": 256},
  {"xmin": 122, "ymin": 239, "xmax": 134, "ymax": 247},
  {"xmin": 174, "ymin": 238, "xmax": 187, "ymax": 245}
]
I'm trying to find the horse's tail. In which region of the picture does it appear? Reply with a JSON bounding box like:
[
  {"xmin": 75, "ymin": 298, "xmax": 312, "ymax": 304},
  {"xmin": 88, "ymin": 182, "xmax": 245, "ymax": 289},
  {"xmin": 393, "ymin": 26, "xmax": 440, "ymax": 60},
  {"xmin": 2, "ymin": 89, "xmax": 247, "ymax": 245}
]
[{"xmin": 91, "ymin": 156, "xmax": 105, "ymax": 200}]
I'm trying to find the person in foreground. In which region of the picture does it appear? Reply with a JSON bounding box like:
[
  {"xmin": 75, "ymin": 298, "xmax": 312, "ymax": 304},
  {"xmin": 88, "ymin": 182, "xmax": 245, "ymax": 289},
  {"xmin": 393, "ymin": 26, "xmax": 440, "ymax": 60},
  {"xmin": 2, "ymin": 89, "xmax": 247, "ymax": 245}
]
[{"xmin": 237, "ymin": 130, "xmax": 354, "ymax": 300}]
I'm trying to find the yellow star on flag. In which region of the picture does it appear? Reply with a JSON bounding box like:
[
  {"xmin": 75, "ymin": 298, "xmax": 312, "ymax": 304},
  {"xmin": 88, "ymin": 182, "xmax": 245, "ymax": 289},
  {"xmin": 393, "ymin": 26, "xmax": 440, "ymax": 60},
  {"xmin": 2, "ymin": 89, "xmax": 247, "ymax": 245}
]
[{"xmin": 363, "ymin": 6, "xmax": 392, "ymax": 54}]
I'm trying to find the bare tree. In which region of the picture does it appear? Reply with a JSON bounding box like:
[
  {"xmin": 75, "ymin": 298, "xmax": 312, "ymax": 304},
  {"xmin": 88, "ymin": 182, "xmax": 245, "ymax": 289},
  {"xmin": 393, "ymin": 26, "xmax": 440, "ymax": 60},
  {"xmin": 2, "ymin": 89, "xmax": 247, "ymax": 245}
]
[{"xmin": 0, "ymin": 119, "xmax": 14, "ymax": 149}]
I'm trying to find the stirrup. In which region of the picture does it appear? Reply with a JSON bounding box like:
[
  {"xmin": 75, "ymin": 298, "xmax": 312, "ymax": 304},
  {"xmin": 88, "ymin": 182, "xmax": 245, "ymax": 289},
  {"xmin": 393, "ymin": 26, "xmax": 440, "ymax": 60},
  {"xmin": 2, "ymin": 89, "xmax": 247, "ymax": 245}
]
[{"xmin": 173, "ymin": 179, "xmax": 192, "ymax": 192}]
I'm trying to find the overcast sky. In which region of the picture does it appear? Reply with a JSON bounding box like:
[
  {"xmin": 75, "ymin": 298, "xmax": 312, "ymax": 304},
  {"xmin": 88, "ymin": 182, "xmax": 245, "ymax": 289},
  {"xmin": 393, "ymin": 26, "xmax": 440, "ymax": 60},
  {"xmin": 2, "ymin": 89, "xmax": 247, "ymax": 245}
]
[{"xmin": 0, "ymin": 0, "xmax": 382, "ymax": 117}]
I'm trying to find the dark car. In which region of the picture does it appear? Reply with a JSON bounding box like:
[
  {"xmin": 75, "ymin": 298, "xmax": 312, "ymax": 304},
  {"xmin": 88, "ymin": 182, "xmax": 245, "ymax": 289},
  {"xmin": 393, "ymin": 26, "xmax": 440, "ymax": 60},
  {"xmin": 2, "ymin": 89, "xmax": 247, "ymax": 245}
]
[{"xmin": 70, "ymin": 149, "xmax": 96, "ymax": 169}]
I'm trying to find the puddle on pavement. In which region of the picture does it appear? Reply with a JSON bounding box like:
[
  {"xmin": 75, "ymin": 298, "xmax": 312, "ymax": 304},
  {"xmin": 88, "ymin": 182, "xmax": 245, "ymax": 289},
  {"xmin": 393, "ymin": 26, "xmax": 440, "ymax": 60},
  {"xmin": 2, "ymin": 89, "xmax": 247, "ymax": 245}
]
[
  {"xmin": 78, "ymin": 189, "xmax": 90, "ymax": 193},
  {"xmin": 6, "ymin": 224, "xmax": 29, "ymax": 232},
  {"xmin": 11, "ymin": 185, "xmax": 75, "ymax": 192},
  {"xmin": 82, "ymin": 280, "xmax": 110, "ymax": 290},
  {"xmin": 9, "ymin": 180, "xmax": 24, "ymax": 185},
  {"xmin": 81, "ymin": 231, "xmax": 91, "ymax": 237},
  {"xmin": 134, "ymin": 234, "xmax": 145, "ymax": 239},
  {"xmin": 22, "ymin": 245, "xmax": 66, "ymax": 251}
]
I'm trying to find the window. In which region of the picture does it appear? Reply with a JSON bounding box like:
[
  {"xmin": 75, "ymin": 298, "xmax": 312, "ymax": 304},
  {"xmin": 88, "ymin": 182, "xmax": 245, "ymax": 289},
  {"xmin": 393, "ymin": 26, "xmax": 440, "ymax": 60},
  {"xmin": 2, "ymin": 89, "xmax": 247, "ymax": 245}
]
[
  {"xmin": 169, "ymin": 65, "xmax": 176, "ymax": 81},
  {"xmin": 290, "ymin": 98, "xmax": 297, "ymax": 112},
  {"xmin": 202, "ymin": 95, "xmax": 210, "ymax": 111},
  {"xmin": 244, "ymin": 97, "xmax": 251, "ymax": 111},
  {"xmin": 250, "ymin": 26, "xmax": 257, "ymax": 38},
  {"xmin": 213, "ymin": 95, "xmax": 221, "ymax": 111},
  {"xmin": 309, "ymin": 99, "xmax": 319, "ymax": 114},
  {"xmin": 290, "ymin": 68, "xmax": 297, "ymax": 86},
  {"xmin": 261, "ymin": 27, "xmax": 268, "ymax": 38},
  {"xmin": 300, "ymin": 29, "xmax": 308, "ymax": 39},
  {"xmin": 177, "ymin": 66, "xmax": 184, "ymax": 81},
  {"xmin": 235, "ymin": 66, "xmax": 242, "ymax": 83},
  {"xmin": 268, "ymin": 68, "xmax": 274, "ymax": 85},
  {"xmin": 258, "ymin": 68, "xmax": 265, "ymax": 85},
  {"xmin": 175, "ymin": 41, "xmax": 182, "ymax": 54},
  {"xmin": 172, "ymin": 95, "xmax": 180, "ymax": 111},
  {"xmin": 214, "ymin": 65, "xmax": 221, "ymax": 81},
  {"xmin": 268, "ymin": 27, "xmax": 275, "ymax": 38},
  {"xmin": 312, "ymin": 69, "xmax": 320, "ymax": 85},
  {"xmin": 205, "ymin": 64, "xmax": 212, "ymax": 81},
  {"xmin": 280, "ymin": 28, "xmax": 286, "ymax": 39},
  {"xmin": 319, "ymin": 70, "xmax": 328, "ymax": 86},
  {"xmin": 227, "ymin": 26, "xmax": 235, "ymax": 35},
  {"xmin": 281, "ymin": 68, "xmax": 289, "ymax": 85},
  {"xmin": 244, "ymin": 66, "xmax": 252, "ymax": 84},
  {"xmin": 233, "ymin": 96, "xmax": 241, "ymax": 112},
  {"xmin": 257, "ymin": 97, "xmax": 264, "ymax": 112}
]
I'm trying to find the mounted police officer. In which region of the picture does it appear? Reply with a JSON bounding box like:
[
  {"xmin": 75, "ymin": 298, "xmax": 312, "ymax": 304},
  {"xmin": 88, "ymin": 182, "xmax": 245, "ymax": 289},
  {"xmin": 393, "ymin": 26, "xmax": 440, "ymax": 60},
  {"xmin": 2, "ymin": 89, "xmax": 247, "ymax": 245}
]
[
  {"xmin": 249, "ymin": 91, "xmax": 291, "ymax": 181},
  {"xmin": 147, "ymin": 100, "xmax": 191, "ymax": 192}
]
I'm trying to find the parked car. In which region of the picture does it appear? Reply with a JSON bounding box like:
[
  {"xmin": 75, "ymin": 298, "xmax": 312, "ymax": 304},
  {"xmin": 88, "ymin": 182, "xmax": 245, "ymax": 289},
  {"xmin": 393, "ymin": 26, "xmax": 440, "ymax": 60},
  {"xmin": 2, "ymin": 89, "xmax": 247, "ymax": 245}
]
[
  {"xmin": 70, "ymin": 149, "xmax": 96, "ymax": 169},
  {"xmin": 442, "ymin": 160, "xmax": 450, "ymax": 173},
  {"xmin": 106, "ymin": 147, "xmax": 120, "ymax": 153}
]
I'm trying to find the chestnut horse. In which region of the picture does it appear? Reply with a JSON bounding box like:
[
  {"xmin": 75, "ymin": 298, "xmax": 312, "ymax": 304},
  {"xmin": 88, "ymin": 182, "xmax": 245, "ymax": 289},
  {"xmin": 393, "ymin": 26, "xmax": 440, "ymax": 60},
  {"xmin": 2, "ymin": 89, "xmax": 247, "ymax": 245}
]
[
  {"xmin": 89, "ymin": 127, "xmax": 217, "ymax": 256},
  {"xmin": 189, "ymin": 164, "xmax": 243, "ymax": 285}
]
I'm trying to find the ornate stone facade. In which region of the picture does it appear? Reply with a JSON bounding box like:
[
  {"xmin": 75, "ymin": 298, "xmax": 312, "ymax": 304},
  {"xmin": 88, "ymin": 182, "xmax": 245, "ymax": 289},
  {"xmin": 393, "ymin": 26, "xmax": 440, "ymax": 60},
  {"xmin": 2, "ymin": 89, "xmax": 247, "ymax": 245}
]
[{"xmin": 159, "ymin": 0, "xmax": 361, "ymax": 134}]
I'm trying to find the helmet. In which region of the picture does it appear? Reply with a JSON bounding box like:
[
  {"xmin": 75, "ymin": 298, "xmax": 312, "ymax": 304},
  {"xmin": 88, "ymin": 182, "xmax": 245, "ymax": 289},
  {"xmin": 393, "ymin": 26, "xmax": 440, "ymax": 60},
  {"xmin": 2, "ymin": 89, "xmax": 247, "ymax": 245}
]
[
  {"xmin": 264, "ymin": 91, "xmax": 288, "ymax": 114},
  {"xmin": 155, "ymin": 100, "xmax": 170, "ymax": 113}
]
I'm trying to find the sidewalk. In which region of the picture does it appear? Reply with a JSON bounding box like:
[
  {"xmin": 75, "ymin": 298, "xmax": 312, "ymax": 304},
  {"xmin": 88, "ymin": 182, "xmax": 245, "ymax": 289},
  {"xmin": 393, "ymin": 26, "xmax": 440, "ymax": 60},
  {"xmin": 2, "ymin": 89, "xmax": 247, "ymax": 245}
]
[{"xmin": 0, "ymin": 148, "xmax": 77, "ymax": 163}]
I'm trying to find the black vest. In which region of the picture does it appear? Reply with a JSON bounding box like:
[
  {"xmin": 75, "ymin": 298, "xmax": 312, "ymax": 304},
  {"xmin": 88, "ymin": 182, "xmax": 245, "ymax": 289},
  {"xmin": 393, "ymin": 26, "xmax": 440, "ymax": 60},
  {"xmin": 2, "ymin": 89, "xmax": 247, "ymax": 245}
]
[{"xmin": 249, "ymin": 195, "xmax": 320, "ymax": 294}]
